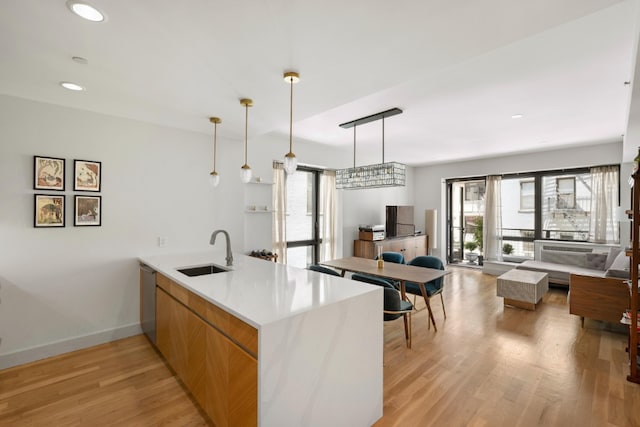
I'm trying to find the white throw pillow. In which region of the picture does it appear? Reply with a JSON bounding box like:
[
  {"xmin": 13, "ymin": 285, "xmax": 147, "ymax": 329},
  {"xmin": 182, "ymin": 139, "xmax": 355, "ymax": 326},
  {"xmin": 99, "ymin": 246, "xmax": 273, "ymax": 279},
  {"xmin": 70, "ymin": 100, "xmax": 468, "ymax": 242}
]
[
  {"xmin": 605, "ymin": 246, "xmax": 622, "ymax": 271},
  {"xmin": 605, "ymin": 250, "xmax": 629, "ymax": 278}
]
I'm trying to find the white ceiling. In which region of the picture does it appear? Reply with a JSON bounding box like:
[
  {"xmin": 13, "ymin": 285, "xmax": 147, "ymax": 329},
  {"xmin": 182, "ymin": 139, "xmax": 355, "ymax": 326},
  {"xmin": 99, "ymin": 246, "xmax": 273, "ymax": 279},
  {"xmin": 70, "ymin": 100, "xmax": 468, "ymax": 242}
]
[{"xmin": 1, "ymin": 0, "xmax": 638, "ymax": 166}]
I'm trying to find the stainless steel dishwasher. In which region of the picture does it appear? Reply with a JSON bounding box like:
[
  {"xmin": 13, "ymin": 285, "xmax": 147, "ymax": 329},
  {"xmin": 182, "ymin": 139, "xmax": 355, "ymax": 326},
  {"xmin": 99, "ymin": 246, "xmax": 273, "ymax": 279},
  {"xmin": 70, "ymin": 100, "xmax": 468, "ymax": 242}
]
[{"xmin": 139, "ymin": 263, "xmax": 157, "ymax": 345}]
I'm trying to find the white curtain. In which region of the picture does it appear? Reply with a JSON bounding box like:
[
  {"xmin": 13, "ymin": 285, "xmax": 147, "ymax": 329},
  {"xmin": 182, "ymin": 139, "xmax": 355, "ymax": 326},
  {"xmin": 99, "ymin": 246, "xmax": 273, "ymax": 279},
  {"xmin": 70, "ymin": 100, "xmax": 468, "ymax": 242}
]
[
  {"xmin": 272, "ymin": 162, "xmax": 287, "ymax": 263},
  {"xmin": 319, "ymin": 170, "xmax": 337, "ymax": 262},
  {"xmin": 483, "ymin": 175, "xmax": 503, "ymax": 262},
  {"xmin": 589, "ymin": 166, "xmax": 619, "ymax": 244}
]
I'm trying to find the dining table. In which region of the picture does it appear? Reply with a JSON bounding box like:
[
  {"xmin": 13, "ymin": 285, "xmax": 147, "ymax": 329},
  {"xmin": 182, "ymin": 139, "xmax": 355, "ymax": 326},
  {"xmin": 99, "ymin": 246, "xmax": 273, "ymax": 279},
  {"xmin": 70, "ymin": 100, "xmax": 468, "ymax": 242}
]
[{"xmin": 321, "ymin": 256, "xmax": 448, "ymax": 329}]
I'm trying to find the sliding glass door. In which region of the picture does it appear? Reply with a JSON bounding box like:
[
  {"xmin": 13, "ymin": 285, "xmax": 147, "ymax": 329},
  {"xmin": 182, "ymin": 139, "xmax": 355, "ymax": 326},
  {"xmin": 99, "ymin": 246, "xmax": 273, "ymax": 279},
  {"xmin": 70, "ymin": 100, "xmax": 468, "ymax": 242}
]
[{"xmin": 447, "ymin": 179, "xmax": 485, "ymax": 264}]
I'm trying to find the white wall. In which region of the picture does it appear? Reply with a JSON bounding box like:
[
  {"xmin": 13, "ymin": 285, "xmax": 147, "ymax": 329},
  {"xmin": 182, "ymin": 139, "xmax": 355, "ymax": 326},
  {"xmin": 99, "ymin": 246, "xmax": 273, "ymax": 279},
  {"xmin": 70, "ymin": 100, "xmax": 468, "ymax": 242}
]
[
  {"xmin": 1, "ymin": 94, "xmax": 625, "ymax": 368},
  {"xmin": 339, "ymin": 168, "xmax": 415, "ymax": 256},
  {"xmin": 413, "ymin": 142, "xmax": 625, "ymax": 260},
  {"xmin": 0, "ymin": 95, "xmax": 347, "ymax": 368}
]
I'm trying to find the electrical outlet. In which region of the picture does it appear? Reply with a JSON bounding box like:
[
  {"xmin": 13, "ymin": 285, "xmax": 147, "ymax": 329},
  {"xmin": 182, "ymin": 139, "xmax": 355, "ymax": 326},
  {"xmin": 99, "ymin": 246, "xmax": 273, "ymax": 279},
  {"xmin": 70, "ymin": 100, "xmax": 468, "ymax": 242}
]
[{"xmin": 157, "ymin": 236, "xmax": 167, "ymax": 248}]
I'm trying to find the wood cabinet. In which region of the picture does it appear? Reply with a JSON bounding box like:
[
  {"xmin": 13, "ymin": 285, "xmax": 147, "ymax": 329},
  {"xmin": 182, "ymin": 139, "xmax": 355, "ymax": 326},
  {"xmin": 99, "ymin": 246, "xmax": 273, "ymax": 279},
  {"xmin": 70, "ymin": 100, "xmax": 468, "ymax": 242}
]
[
  {"xmin": 353, "ymin": 234, "xmax": 427, "ymax": 263},
  {"xmin": 628, "ymin": 171, "xmax": 640, "ymax": 384},
  {"xmin": 156, "ymin": 274, "xmax": 258, "ymax": 426}
]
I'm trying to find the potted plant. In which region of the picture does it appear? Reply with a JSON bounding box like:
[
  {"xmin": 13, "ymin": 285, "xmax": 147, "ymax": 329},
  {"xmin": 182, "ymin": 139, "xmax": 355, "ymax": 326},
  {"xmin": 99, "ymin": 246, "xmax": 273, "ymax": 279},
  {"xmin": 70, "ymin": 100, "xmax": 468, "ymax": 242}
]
[
  {"xmin": 464, "ymin": 241, "xmax": 479, "ymax": 264},
  {"xmin": 502, "ymin": 243, "xmax": 514, "ymax": 255}
]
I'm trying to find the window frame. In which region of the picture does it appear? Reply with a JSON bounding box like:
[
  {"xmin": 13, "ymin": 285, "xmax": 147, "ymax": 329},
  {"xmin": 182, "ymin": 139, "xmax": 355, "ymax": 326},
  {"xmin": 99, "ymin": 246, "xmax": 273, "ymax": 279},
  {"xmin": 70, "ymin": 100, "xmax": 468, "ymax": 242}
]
[
  {"xmin": 285, "ymin": 165, "xmax": 322, "ymax": 266},
  {"xmin": 445, "ymin": 164, "xmax": 620, "ymax": 262}
]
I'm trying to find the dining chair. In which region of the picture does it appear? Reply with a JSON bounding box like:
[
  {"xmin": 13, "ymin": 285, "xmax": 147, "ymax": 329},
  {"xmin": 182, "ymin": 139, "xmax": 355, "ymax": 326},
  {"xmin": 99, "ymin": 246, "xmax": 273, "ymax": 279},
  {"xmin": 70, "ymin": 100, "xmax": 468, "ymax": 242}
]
[
  {"xmin": 308, "ymin": 264, "xmax": 342, "ymax": 276},
  {"xmin": 376, "ymin": 251, "xmax": 405, "ymax": 265},
  {"xmin": 351, "ymin": 273, "xmax": 413, "ymax": 348},
  {"xmin": 404, "ymin": 256, "xmax": 446, "ymax": 331},
  {"xmin": 375, "ymin": 251, "xmax": 405, "ymax": 288}
]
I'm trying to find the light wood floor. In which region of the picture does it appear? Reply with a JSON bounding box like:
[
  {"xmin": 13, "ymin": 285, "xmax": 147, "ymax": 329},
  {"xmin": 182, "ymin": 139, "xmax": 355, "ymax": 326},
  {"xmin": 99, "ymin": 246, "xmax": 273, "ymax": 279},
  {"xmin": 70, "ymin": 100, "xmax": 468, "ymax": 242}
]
[{"xmin": 1, "ymin": 267, "xmax": 639, "ymax": 426}]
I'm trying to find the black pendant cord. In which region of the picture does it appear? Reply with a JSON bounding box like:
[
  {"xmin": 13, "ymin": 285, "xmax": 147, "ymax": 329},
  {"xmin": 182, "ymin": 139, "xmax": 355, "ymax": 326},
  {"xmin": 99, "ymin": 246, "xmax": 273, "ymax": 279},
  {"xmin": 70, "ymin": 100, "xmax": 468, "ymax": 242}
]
[
  {"xmin": 382, "ymin": 117, "xmax": 385, "ymax": 164},
  {"xmin": 353, "ymin": 124, "xmax": 357, "ymax": 168}
]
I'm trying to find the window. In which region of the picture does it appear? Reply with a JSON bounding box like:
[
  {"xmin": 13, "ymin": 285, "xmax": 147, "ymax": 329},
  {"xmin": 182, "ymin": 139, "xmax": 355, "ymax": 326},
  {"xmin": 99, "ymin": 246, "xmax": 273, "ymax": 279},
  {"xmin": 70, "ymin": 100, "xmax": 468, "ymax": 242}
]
[
  {"xmin": 543, "ymin": 173, "xmax": 588, "ymax": 240},
  {"xmin": 556, "ymin": 177, "xmax": 575, "ymax": 209},
  {"xmin": 285, "ymin": 167, "xmax": 321, "ymax": 268},
  {"xmin": 519, "ymin": 180, "xmax": 534, "ymax": 211},
  {"xmin": 446, "ymin": 165, "xmax": 620, "ymax": 263},
  {"xmin": 502, "ymin": 177, "xmax": 535, "ymax": 258}
]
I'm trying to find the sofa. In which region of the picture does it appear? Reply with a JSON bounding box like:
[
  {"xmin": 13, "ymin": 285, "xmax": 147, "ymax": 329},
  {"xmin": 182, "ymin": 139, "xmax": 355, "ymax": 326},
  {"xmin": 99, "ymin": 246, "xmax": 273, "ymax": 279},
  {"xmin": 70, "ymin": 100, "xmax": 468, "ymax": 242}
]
[
  {"xmin": 514, "ymin": 243, "xmax": 629, "ymax": 325},
  {"xmin": 515, "ymin": 244, "xmax": 629, "ymax": 286}
]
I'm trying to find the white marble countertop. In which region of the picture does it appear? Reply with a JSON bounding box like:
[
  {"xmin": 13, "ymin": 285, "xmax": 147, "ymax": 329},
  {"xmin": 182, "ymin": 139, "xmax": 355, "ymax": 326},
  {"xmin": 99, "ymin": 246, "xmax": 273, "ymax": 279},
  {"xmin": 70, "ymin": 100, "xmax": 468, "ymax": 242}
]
[{"xmin": 139, "ymin": 250, "xmax": 378, "ymax": 329}]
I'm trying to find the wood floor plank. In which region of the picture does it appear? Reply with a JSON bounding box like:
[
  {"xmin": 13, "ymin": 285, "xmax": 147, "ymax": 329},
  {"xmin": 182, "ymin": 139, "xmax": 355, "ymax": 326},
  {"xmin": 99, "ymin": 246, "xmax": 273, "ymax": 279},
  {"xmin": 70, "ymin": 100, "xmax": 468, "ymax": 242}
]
[{"xmin": 1, "ymin": 267, "xmax": 639, "ymax": 426}]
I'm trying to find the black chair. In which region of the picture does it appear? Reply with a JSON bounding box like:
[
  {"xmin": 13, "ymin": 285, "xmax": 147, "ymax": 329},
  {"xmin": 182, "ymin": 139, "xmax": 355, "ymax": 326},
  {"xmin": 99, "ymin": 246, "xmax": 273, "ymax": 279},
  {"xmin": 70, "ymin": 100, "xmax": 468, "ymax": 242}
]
[
  {"xmin": 352, "ymin": 273, "xmax": 413, "ymax": 348},
  {"xmin": 405, "ymin": 256, "xmax": 446, "ymax": 331},
  {"xmin": 308, "ymin": 264, "xmax": 342, "ymax": 276}
]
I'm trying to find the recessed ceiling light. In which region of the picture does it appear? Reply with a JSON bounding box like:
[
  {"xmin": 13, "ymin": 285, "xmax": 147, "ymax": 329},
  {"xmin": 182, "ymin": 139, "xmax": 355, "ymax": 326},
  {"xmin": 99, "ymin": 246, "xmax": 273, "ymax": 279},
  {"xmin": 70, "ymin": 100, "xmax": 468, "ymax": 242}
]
[
  {"xmin": 66, "ymin": 1, "xmax": 106, "ymax": 22},
  {"xmin": 60, "ymin": 82, "xmax": 85, "ymax": 91},
  {"xmin": 511, "ymin": 114, "xmax": 524, "ymax": 119}
]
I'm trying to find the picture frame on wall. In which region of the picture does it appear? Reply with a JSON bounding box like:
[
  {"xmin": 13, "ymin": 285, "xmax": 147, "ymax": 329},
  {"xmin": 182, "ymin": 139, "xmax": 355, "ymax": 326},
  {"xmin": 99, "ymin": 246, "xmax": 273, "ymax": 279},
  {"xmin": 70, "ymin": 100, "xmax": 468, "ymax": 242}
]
[
  {"xmin": 34, "ymin": 194, "xmax": 65, "ymax": 227},
  {"xmin": 74, "ymin": 195, "xmax": 101, "ymax": 226},
  {"xmin": 34, "ymin": 156, "xmax": 65, "ymax": 191},
  {"xmin": 74, "ymin": 159, "xmax": 101, "ymax": 192}
]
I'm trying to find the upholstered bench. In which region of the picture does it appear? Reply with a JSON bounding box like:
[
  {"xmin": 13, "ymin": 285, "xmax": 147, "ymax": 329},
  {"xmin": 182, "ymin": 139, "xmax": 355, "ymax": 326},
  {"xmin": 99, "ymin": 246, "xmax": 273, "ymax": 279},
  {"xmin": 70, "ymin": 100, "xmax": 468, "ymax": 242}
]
[{"xmin": 497, "ymin": 269, "xmax": 549, "ymax": 310}]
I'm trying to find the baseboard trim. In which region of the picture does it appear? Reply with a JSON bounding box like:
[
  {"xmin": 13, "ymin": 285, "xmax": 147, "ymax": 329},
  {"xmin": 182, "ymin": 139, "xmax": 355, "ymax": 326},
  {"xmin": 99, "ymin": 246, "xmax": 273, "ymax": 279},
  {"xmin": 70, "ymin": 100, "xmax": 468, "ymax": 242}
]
[{"xmin": 0, "ymin": 323, "xmax": 142, "ymax": 370}]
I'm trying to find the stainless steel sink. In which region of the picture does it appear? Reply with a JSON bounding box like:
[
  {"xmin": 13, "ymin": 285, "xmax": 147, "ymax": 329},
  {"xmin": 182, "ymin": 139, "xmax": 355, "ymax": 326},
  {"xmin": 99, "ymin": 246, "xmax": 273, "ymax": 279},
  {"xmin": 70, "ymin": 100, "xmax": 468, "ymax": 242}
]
[{"xmin": 177, "ymin": 264, "xmax": 229, "ymax": 277}]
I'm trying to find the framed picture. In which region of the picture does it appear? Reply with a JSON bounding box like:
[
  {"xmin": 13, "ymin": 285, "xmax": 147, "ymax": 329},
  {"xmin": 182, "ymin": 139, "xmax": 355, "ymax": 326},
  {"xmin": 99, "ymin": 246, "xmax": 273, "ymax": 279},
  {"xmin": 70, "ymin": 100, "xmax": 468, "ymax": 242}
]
[
  {"xmin": 74, "ymin": 195, "xmax": 101, "ymax": 226},
  {"xmin": 34, "ymin": 156, "xmax": 65, "ymax": 191},
  {"xmin": 34, "ymin": 194, "xmax": 65, "ymax": 227},
  {"xmin": 74, "ymin": 159, "xmax": 101, "ymax": 192}
]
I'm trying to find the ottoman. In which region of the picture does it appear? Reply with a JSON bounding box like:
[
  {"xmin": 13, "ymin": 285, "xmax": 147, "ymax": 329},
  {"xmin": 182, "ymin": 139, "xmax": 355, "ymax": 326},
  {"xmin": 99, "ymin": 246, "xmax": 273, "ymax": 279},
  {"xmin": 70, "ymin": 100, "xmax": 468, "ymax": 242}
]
[{"xmin": 497, "ymin": 269, "xmax": 549, "ymax": 310}]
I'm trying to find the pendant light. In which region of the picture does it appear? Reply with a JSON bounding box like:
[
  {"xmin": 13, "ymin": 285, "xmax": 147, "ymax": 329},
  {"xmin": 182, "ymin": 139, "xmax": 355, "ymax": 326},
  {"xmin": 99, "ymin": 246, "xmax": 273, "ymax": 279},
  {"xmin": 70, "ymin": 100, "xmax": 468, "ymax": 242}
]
[
  {"xmin": 240, "ymin": 98, "xmax": 253, "ymax": 183},
  {"xmin": 283, "ymin": 71, "xmax": 300, "ymax": 175},
  {"xmin": 208, "ymin": 117, "xmax": 221, "ymax": 187},
  {"xmin": 335, "ymin": 108, "xmax": 406, "ymax": 189}
]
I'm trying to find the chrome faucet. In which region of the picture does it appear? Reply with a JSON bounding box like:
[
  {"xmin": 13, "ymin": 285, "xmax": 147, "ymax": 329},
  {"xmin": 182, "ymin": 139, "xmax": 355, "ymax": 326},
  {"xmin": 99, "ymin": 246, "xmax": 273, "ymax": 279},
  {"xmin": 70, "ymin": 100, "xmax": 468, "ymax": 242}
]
[{"xmin": 210, "ymin": 229, "xmax": 233, "ymax": 266}]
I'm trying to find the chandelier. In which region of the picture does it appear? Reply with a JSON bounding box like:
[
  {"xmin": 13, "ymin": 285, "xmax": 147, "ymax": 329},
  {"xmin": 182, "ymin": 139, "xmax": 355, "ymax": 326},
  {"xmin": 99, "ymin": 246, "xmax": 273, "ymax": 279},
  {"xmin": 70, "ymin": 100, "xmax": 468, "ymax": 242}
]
[{"xmin": 335, "ymin": 108, "xmax": 406, "ymax": 190}]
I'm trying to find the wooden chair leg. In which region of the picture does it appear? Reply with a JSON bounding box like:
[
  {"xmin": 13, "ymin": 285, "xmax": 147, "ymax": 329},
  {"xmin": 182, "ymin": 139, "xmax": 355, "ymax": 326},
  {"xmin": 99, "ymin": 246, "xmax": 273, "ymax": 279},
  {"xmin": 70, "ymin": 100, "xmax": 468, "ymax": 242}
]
[
  {"xmin": 440, "ymin": 293, "xmax": 447, "ymax": 319},
  {"xmin": 403, "ymin": 313, "xmax": 409, "ymax": 345},
  {"xmin": 408, "ymin": 312, "xmax": 412, "ymax": 349},
  {"xmin": 424, "ymin": 297, "xmax": 437, "ymax": 332},
  {"xmin": 419, "ymin": 284, "xmax": 437, "ymax": 332},
  {"xmin": 402, "ymin": 313, "xmax": 412, "ymax": 349}
]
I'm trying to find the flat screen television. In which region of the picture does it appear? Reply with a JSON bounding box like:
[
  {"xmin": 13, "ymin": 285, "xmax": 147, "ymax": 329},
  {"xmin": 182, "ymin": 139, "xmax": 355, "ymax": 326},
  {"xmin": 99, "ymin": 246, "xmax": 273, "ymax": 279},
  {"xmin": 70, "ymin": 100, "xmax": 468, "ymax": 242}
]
[{"xmin": 385, "ymin": 205, "xmax": 415, "ymax": 237}]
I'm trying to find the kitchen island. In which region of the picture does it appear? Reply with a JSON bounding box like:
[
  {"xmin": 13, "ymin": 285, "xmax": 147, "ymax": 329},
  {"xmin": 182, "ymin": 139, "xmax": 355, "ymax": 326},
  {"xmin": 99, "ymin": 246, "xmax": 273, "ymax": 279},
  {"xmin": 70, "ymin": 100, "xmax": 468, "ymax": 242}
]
[{"xmin": 139, "ymin": 250, "xmax": 383, "ymax": 427}]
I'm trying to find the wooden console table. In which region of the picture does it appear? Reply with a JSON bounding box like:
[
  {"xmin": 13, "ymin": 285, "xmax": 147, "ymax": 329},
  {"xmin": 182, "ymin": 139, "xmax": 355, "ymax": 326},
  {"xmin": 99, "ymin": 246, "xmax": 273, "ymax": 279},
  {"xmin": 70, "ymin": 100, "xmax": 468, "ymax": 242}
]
[{"xmin": 353, "ymin": 234, "xmax": 428, "ymax": 262}]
